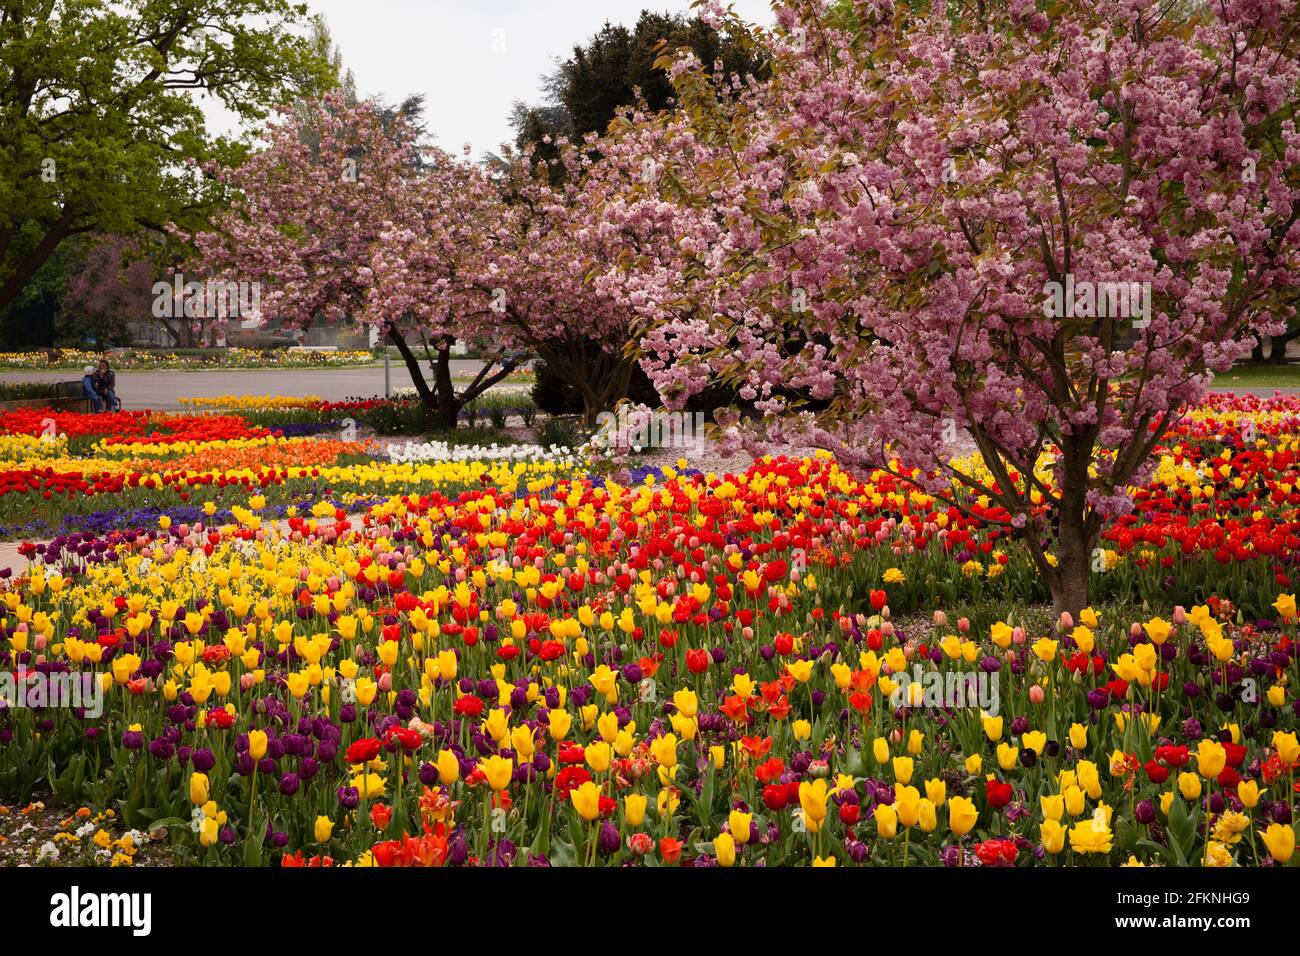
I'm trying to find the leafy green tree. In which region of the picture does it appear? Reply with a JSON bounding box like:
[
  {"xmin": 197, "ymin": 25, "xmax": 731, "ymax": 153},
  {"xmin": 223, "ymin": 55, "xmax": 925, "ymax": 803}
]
[
  {"xmin": 0, "ymin": 0, "xmax": 334, "ymax": 323},
  {"xmin": 509, "ymin": 10, "xmax": 766, "ymax": 151},
  {"xmin": 0, "ymin": 243, "xmax": 70, "ymax": 350}
]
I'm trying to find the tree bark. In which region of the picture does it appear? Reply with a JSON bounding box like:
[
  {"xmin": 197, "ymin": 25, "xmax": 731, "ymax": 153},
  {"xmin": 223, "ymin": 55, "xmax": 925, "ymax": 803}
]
[
  {"xmin": 537, "ymin": 342, "xmax": 636, "ymax": 425},
  {"xmin": 1050, "ymin": 437, "xmax": 1095, "ymax": 618},
  {"xmin": 0, "ymin": 208, "xmax": 81, "ymax": 316},
  {"xmin": 388, "ymin": 324, "xmax": 434, "ymax": 399},
  {"xmin": 1051, "ymin": 514, "xmax": 1092, "ymax": 618},
  {"xmin": 389, "ymin": 326, "xmax": 466, "ymax": 429},
  {"xmin": 429, "ymin": 339, "xmax": 460, "ymax": 430}
]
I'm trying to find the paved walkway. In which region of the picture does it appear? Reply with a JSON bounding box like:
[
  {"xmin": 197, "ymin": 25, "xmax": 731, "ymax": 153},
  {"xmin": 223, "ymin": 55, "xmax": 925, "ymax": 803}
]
[{"xmin": 0, "ymin": 361, "xmax": 497, "ymax": 411}]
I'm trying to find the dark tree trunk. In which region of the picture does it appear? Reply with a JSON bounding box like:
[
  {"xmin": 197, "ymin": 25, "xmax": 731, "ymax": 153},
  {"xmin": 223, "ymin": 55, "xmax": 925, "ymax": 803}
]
[
  {"xmin": 1251, "ymin": 331, "xmax": 1300, "ymax": 364},
  {"xmin": 1051, "ymin": 522, "xmax": 1092, "ymax": 619},
  {"xmin": 1049, "ymin": 437, "xmax": 1096, "ymax": 618},
  {"xmin": 1269, "ymin": 331, "xmax": 1299, "ymax": 364},
  {"xmin": 0, "ymin": 209, "xmax": 80, "ymax": 317},
  {"xmin": 387, "ymin": 325, "xmax": 442, "ymax": 414},
  {"xmin": 538, "ymin": 343, "xmax": 636, "ymax": 425},
  {"xmin": 429, "ymin": 339, "xmax": 460, "ymax": 430},
  {"xmin": 388, "ymin": 326, "xmax": 461, "ymax": 428}
]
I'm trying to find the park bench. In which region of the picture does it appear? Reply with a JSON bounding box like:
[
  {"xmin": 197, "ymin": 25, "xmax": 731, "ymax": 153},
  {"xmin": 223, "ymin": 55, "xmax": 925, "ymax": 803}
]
[
  {"xmin": 0, "ymin": 382, "xmax": 95, "ymax": 414},
  {"xmin": 55, "ymin": 381, "xmax": 97, "ymax": 412}
]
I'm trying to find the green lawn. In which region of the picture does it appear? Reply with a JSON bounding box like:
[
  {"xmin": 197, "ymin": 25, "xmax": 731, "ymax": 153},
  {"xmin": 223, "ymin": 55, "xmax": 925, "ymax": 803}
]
[{"xmin": 1211, "ymin": 363, "xmax": 1300, "ymax": 390}]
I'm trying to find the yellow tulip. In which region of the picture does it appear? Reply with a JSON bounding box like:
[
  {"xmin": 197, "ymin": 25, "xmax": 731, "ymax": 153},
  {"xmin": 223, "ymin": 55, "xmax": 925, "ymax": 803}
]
[
  {"xmin": 354, "ymin": 677, "xmax": 377, "ymax": 706},
  {"xmin": 1069, "ymin": 817, "xmax": 1113, "ymax": 854},
  {"xmin": 1262, "ymin": 823, "xmax": 1296, "ymax": 863},
  {"xmin": 1040, "ymin": 793, "xmax": 1065, "ymax": 822},
  {"xmin": 892, "ymin": 756, "xmax": 914, "ymax": 784},
  {"xmin": 650, "ymin": 734, "xmax": 679, "ymax": 768},
  {"xmin": 1064, "ymin": 785, "xmax": 1086, "ymax": 817},
  {"xmin": 918, "ymin": 798, "xmax": 937, "ymax": 833},
  {"xmin": 547, "ymin": 709, "xmax": 572, "ymax": 741},
  {"xmin": 997, "ymin": 742, "xmax": 1020, "ymax": 770},
  {"xmin": 714, "ymin": 831, "xmax": 736, "ymax": 867},
  {"xmin": 1274, "ymin": 731, "xmax": 1300, "ymax": 768},
  {"xmin": 1040, "ymin": 819, "xmax": 1066, "ymax": 854},
  {"xmin": 585, "ymin": 741, "xmax": 612, "ymax": 773},
  {"xmin": 729, "ymin": 809, "xmax": 753, "ymax": 845},
  {"xmin": 1077, "ymin": 761, "xmax": 1102, "ymax": 799},
  {"xmin": 948, "ymin": 796, "xmax": 978, "ymax": 836},
  {"xmin": 672, "ymin": 687, "xmax": 698, "ymax": 718},
  {"xmin": 787, "ymin": 659, "xmax": 814, "ymax": 683},
  {"xmin": 482, "ymin": 755, "xmax": 512, "ymax": 791},
  {"xmin": 436, "ymin": 750, "xmax": 460, "ymax": 785},
  {"xmin": 624, "ymin": 793, "xmax": 647, "ymax": 827},
  {"xmin": 1069, "ymin": 723, "xmax": 1089, "ymax": 750},
  {"xmin": 875, "ymin": 803, "xmax": 898, "ymax": 839},
  {"xmin": 483, "ymin": 709, "xmax": 510, "ymax": 744},
  {"xmin": 1071, "ymin": 625, "xmax": 1095, "ymax": 655},
  {"xmin": 511, "ymin": 725, "xmax": 537, "ymax": 759},
  {"xmin": 570, "ymin": 781, "xmax": 602, "ymax": 822},
  {"xmin": 189, "ymin": 772, "xmax": 210, "ymax": 805},
  {"xmin": 895, "ymin": 785, "xmax": 921, "ymax": 828},
  {"xmin": 597, "ymin": 711, "xmax": 620, "ymax": 743},
  {"xmin": 1196, "ymin": 739, "xmax": 1226, "ymax": 779},
  {"xmin": 981, "ymin": 714, "xmax": 1004, "ymax": 741},
  {"xmin": 1143, "ymin": 617, "xmax": 1172, "ymax": 645},
  {"xmin": 248, "ymin": 730, "xmax": 268, "ymax": 761},
  {"xmin": 798, "ymin": 778, "xmax": 829, "ymax": 823}
]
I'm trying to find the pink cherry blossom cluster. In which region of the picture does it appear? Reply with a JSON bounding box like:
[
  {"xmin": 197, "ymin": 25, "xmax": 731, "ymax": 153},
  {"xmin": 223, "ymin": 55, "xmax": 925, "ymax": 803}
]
[{"xmin": 600, "ymin": 0, "xmax": 1300, "ymax": 608}]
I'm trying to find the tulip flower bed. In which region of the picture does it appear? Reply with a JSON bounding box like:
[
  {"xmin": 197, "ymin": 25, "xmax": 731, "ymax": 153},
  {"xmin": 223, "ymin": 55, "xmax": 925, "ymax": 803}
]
[
  {"xmin": 179, "ymin": 392, "xmax": 541, "ymax": 434},
  {"xmin": 5, "ymin": 391, "xmax": 1300, "ymax": 610},
  {"xmin": 0, "ymin": 406, "xmax": 560, "ymax": 539},
  {"xmin": 0, "ymin": 439, "xmax": 1297, "ymax": 869}
]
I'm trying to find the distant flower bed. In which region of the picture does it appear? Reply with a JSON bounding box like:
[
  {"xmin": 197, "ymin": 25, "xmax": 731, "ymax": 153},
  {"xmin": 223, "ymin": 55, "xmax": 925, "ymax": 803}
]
[{"xmin": 0, "ymin": 349, "xmax": 375, "ymax": 371}]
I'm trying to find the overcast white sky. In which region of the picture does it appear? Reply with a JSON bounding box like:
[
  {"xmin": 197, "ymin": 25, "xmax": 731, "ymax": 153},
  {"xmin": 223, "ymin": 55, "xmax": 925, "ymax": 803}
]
[{"xmin": 204, "ymin": 0, "xmax": 775, "ymax": 161}]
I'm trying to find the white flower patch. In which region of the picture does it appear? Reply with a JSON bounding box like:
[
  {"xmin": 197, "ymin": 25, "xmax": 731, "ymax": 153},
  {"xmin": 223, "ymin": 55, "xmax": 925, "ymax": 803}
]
[{"xmin": 385, "ymin": 442, "xmax": 581, "ymax": 465}]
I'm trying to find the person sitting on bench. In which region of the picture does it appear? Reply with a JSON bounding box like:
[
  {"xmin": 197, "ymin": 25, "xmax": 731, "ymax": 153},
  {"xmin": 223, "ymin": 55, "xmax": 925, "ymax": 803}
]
[
  {"xmin": 92, "ymin": 359, "xmax": 119, "ymax": 412},
  {"xmin": 81, "ymin": 365, "xmax": 104, "ymax": 412}
]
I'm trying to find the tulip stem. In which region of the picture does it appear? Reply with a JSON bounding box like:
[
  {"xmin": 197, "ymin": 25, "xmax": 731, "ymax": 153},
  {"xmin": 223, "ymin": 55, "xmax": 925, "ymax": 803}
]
[
  {"xmin": 247, "ymin": 766, "xmax": 258, "ymax": 836},
  {"xmin": 1202, "ymin": 783, "xmax": 1213, "ymax": 868}
]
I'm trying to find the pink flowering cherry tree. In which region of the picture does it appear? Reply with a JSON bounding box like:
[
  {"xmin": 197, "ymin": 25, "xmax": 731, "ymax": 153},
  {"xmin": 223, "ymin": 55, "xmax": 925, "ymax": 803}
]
[
  {"xmin": 472, "ymin": 138, "xmax": 646, "ymax": 425},
  {"xmin": 620, "ymin": 0, "xmax": 1300, "ymax": 613},
  {"xmin": 191, "ymin": 93, "xmax": 521, "ymax": 427},
  {"xmin": 371, "ymin": 135, "xmax": 648, "ymax": 425}
]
